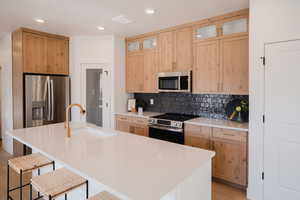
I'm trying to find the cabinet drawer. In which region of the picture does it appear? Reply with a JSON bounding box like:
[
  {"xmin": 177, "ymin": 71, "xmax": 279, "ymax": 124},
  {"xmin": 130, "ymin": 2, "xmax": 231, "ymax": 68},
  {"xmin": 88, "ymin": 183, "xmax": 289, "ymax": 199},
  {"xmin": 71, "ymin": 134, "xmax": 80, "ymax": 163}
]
[
  {"xmin": 115, "ymin": 114, "xmax": 132, "ymax": 122},
  {"xmin": 185, "ymin": 124, "xmax": 211, "ymax": 138},
  {"xmin": 212, "ymin": 128, "xmax": 247, "ymax": 142},
  {"xmin": 132, "ymin": 117, "xmax": 148, "ymax": 125}
]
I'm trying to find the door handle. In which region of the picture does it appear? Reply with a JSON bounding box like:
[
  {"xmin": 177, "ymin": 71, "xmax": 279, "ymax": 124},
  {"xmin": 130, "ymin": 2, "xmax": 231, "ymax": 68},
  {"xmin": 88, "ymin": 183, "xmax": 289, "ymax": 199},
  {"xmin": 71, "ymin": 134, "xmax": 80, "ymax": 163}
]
[
  {"xmin": 47, "ymin": 77, "xmax": 51, "ymax": 121},
  {"xmin": 50, "ymin": 79, "xmax": 54, "ymax": 121}
]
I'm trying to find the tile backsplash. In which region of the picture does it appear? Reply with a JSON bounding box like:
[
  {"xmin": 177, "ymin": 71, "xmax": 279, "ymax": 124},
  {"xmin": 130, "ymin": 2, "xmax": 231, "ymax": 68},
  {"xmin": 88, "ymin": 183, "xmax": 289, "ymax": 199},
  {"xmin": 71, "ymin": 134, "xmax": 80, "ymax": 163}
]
[{"xmin": 134, "ymin": 93, "xmax": 249, "ymax": 120}]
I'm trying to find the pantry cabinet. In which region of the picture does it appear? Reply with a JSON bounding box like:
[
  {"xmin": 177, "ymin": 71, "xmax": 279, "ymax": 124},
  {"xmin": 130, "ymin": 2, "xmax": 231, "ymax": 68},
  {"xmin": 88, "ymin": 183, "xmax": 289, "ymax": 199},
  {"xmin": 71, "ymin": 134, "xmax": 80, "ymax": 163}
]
[{"xmin": 185, "ymin": 124, "xmax": 248, "ymax": 188}]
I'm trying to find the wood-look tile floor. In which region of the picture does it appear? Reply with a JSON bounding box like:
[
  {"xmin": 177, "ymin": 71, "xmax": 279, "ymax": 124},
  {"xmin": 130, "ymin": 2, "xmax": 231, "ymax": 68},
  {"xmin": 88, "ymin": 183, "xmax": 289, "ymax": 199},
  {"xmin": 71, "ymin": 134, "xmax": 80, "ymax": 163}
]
[{"xmin": 0, "ymin": 141, "xmax": 246, "ymax": 200}]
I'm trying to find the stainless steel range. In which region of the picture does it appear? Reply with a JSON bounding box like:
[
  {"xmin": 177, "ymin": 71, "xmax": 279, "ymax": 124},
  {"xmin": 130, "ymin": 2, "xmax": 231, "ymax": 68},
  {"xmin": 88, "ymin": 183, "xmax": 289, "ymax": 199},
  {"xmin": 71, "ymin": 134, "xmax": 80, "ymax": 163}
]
[{"xmin": 148, "ymin": 113, "xmax": 197, "ymax": 144}]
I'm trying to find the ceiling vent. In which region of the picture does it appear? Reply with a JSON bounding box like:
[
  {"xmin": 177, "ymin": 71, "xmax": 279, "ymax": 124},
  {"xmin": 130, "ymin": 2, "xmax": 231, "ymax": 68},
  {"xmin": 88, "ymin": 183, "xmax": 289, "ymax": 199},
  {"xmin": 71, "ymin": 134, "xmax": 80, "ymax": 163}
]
[{"xmin": 112, "ymin": 15, "xmax": 133, "ymax": 24}]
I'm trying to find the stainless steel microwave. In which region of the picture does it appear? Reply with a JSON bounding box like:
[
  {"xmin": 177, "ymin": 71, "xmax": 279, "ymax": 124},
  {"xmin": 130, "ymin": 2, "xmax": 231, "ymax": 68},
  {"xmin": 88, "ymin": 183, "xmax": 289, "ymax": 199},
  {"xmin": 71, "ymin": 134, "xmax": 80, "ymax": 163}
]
[{"xmin": 158, "ymin": 71, "xmax": 191, "ymax": 92}]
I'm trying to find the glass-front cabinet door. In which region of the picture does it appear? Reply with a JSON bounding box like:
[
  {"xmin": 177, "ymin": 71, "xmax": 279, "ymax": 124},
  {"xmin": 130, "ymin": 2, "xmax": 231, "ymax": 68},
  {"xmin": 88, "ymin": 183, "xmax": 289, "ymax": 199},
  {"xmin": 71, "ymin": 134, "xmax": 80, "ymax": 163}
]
[
  {"xmin": 222, "ymin": 18, "xmax": 248, "ymax": 35},
  {"xmin": 143, "ymin": 38, "xmax": 157, "ymax": 49},
  {"xmin": 127, "ymin": 41, "xmax": 140, "ymax": 52},
  {"xmin": 195, "ymin": 25, "xmax": 217, "ymax": 40}
]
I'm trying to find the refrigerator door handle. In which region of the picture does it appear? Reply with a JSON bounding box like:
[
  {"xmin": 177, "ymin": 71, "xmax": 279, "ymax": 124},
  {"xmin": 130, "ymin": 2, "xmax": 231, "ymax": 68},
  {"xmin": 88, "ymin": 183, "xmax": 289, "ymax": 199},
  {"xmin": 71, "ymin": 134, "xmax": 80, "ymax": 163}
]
[
  {"xmin": 50, "ymin": 79, "xmax": 54, "ymax": 121},
  {"xmin": 47, "ymin": 77, "xmax": 51, "ymax": 121}
]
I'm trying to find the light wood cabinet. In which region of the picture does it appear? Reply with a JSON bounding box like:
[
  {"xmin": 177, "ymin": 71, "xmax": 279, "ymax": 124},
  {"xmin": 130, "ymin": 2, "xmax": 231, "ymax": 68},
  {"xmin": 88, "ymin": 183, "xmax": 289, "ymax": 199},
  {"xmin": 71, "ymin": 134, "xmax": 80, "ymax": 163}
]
[
  {"xmin": 125, "ymin": 9, "xmax": 249, "ymax": 94},
  {"xmin": 173, "ymin": 27, "xmax": 193, "ymax": 71},
  {"xmin": 20, "ymin": 29, "xmax": 69, "ymax": 75},
  {"xmin": 143, "ymin": 49, "xmax": 158, "ymax": 93},
  {"xmin": 23, "ymin": 32, "xmax": 47, "ymax": 73},
  {"xmin": 126, "ymin": 53, "xmax": 144, "ymax": 93},
  {"xmin": 46, "ymin": 37, "xmax": 69, "ymax": 75},
  {"xmin": 185, "ymin": 124, "xmax": 211, "ymax": 150},
  {"xmin": 158, "ymin": 28, "xmax": 193, "ymax": 73},
  {"xmin": 126, "ymin": 36, "xmax": 158, "ymax": 93},
  {"xmin": 211, "ymin": 128, "xmax": 247, "ymax": 187},
  {"xmin": 158, "ymin": 31, "xmax": 174, "ymax": 72},
  {"xmin": 193, "ymin": 40, "xmax": 220, "ymax": 93},
  {"xmin": 115, "ymin": 115, "xmax": 149, "ymax": 137},
  {"xmin": 220, "ymin": 35, "xmax": 249, "ymax": 94},
  {"xmin": 129, "ymin": 123, "xmax": 149, "ymax": 137},
  {"xmin": 184, "ymin": 124, "xmax": 248, "ymax": 188},
  {"xmin": 193, "ymin": 35, "xmax": 248, "ymax": 95}
]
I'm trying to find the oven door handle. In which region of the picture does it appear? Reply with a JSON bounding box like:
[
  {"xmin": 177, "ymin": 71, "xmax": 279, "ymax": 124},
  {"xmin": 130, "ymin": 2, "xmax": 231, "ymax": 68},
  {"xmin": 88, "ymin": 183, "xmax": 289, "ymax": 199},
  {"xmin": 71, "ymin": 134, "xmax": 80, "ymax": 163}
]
[{"xmin": 149, "ymin": 125, "xmax": 183, "ymax": 133}]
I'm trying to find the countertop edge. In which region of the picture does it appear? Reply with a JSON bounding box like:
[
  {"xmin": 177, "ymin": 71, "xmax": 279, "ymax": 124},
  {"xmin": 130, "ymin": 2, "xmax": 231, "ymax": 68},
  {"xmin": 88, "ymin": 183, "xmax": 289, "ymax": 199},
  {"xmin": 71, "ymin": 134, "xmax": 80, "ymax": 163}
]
[{"xmin": 184, "ymin": 121, "xmax": 249, "ymax": 132}]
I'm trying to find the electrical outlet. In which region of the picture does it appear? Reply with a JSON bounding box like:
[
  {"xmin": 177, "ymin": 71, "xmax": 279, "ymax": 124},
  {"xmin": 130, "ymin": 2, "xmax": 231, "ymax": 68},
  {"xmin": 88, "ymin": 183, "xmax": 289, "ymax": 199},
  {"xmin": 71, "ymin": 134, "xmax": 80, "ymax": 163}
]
[{"xmin": 150, "ymin": 99, "xmax": 154, "ymax": 105}]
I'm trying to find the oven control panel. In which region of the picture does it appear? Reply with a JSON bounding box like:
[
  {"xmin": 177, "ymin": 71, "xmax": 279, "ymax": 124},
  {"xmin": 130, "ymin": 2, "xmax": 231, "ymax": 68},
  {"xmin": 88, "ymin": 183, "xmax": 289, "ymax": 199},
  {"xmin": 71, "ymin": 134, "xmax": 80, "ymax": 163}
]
[{"xmin": 148, "ymin": 118, "xmax": 183, "ymax": 129}]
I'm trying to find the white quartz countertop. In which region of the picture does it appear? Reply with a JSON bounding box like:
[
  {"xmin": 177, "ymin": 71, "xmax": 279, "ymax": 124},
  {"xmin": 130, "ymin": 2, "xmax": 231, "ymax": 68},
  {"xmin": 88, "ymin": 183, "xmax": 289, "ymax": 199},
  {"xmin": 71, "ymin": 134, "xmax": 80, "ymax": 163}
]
[
  {"xmin": 185, "ymin": 117, "xmax": 249, "ymax": 132},
  {"xmin": 115, "ymin": 111, "xmax": 162, "ymax": 118},
  {"xmin": 7, "ymin": 122, "xmax": 214, "ymax": 200}
]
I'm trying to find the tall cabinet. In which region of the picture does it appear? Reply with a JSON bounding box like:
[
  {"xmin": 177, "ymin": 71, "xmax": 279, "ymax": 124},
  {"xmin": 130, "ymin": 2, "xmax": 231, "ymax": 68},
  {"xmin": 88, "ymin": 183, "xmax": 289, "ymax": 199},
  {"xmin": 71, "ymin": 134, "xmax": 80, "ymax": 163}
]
[{"xmin": 12, "ymin": 28, "xmax": 69, "ymax": 155}]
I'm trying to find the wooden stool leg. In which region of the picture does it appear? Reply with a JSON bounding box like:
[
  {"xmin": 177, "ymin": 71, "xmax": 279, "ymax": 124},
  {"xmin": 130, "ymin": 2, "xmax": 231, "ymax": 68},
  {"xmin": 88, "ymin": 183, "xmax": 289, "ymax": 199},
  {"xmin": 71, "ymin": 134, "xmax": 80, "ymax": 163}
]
[{"xmin": 7, "ymin": 163, "xmax": 9, "ymax": 200}]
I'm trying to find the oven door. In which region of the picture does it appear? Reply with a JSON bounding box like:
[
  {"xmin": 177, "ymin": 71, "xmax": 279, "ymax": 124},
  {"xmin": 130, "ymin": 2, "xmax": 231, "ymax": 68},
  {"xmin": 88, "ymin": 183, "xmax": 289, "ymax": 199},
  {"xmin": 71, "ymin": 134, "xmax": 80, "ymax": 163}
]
[{"xmin": 149, "ymin": 125, "xmax": 184, "ymax": 144}]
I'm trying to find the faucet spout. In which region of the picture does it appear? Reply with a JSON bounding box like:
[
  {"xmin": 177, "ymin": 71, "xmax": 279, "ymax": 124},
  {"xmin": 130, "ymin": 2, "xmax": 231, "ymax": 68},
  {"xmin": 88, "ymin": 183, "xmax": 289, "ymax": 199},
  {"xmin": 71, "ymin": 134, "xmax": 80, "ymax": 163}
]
[{"xmin": 65, "ymin": 104, "xmax": 86, "ymax": 137}]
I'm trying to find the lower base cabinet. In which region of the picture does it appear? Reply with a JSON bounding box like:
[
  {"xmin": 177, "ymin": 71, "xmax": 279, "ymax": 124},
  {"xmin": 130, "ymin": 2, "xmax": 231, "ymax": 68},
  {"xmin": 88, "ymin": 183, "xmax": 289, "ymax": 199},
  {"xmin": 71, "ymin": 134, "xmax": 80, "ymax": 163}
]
[
  {"xmin": 185, "ymin": 124, "xmax": 248, "ymax": 188},
  {"xmin": 115, "ymin": 115, "xmax": 149, "ymax": 137}
]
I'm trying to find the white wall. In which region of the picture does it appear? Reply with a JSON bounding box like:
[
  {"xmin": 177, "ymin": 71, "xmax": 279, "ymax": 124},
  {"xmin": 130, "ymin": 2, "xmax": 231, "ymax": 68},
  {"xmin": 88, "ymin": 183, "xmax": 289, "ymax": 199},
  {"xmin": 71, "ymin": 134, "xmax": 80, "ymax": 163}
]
[
  {"xmin": 249, "ymin": 0, "xmax": 300, "ymax": 199},
  {"xmin": 0, "ymin": 33, "xmax": 13, "ymax": 154},
  {"xmin": 70, "ymin": 35, "xmax": 130, "ymax": 127}
]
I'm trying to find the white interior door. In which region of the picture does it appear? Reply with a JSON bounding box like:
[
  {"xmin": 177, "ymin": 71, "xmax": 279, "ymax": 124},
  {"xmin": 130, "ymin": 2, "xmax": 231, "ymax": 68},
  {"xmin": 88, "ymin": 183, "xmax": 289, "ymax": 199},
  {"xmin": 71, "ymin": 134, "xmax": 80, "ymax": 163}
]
[
  {"xmin": 264, "ymin": 39, "xmax": 300, "ymax": 200},
  {"xmin": 81, "ymin": 64, "xmax": 111, "ymax": 128}
]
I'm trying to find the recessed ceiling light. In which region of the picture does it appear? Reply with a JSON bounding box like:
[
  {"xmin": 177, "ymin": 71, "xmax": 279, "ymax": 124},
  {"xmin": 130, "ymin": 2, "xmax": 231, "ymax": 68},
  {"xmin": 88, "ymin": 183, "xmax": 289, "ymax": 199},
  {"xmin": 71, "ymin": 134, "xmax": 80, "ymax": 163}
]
[
  {"xmin": 145, "ymin": 8, "xmax": 155, "ymax": 15},
  {"xmin": 97, "ymin": 26, "xmax": 105, "ymax": 30},
  {"xmin": 34, "ymin": 18, "xmax": 45, "ymax": 23}
]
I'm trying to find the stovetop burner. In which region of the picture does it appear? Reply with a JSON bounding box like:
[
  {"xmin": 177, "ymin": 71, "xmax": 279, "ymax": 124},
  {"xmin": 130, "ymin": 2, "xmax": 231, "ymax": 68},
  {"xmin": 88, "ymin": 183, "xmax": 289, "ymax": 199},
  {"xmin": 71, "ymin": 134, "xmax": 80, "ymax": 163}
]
[{"xmin": 152, "ymin": 113, "xmax": 197, "ymax": 122}]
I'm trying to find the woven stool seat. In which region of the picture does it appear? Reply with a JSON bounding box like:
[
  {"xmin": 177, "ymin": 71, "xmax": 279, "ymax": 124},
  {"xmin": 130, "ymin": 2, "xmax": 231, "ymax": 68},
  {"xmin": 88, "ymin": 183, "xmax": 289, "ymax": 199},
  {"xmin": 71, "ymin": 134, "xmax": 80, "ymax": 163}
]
[
  {"xmin": 31, "ymin": 168, "xmax": 87, "ymax": 198},
  {"xmin": 88, "ymin": 191, "xmax": 120, "ymax": 200},
  {"xmin": 8, "ymin": 153, "xmax": 53, "ymax": 174}
]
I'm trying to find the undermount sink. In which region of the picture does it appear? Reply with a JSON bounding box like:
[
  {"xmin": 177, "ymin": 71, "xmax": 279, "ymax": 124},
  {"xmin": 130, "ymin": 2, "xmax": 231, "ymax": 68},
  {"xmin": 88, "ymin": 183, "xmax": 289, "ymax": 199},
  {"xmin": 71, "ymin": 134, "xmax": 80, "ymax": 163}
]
[{"xmin": 71, "ymin": 127, "xmax": 116, "ymax": 138}]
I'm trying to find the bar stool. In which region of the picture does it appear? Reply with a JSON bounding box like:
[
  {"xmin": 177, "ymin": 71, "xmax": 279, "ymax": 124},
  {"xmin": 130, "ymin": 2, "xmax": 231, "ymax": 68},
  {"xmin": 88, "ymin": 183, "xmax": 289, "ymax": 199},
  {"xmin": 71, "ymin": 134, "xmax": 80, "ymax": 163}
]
[
  {"xmin": 30, "ymin": 168, "xmax": 88, "ymax": 200},
  {"xmin": 7, "ymin": 153, "xmax": 55, "ymax": 200},
  {"xmin": 88, "ymin": 191, "xmax": 120, "ymax": 200}
]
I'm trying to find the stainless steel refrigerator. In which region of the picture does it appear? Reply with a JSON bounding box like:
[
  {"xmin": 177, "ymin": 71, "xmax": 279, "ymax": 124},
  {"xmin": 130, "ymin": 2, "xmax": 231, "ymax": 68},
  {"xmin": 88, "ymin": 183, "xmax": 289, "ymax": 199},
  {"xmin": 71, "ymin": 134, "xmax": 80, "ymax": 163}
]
[{"xmin": 24, "ymin": 74, "xmax": 70, "ymax": 128}]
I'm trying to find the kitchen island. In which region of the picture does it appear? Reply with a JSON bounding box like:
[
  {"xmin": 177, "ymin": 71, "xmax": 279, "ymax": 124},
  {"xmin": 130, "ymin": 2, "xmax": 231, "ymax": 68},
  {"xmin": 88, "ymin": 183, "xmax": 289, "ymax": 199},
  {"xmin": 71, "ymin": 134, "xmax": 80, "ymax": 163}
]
[{"xmin": 7, "ymin": 122, "xmax": 215, "ymax": 200}]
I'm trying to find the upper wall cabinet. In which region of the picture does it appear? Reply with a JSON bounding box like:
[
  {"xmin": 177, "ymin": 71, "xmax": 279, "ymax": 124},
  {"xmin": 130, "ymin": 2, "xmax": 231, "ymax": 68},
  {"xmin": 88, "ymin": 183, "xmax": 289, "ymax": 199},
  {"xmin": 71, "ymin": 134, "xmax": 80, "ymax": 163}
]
[
  {"xmin": 126, "ymin": 36, "xmax": 158, "ymax": 93},
  {"xmin": 195, "ymin": 25, "xmax": 218, "ymax": 40},
  {"xmin": 220, "ymin": 35, "xmax": 249, "ymax": 94},
  {"xmin": 18, "ymin": 28, "xmax": 69, "ymax": 75},
  {"xmin": 23, "ymin": 32, "xmax": 47, "ymax": 74},
  {"xmin": 194, "ymin": 17, "xmax": 248, "ymax": 42},
  {"xmin": 126, "ymin": 9, "xmax": 249, "ymax": 94},
  {"xmin": 222, "ymin": 18, "xmax": 248, "ymax": 36},
  {"xmin": 158, "ymin": 27, "xmax": 193, "ymax": 73},
  {"xmin": 127, "ymin": 41, "xmax": 141, "ymax": 53}
]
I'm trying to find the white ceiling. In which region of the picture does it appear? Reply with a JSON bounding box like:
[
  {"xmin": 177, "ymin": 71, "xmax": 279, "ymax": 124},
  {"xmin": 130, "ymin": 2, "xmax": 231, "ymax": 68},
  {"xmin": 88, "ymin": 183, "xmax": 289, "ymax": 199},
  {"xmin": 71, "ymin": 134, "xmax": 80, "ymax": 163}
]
[{"xmin": 0, "ymin": 0, "xmax": 249, "ymax": 37}]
